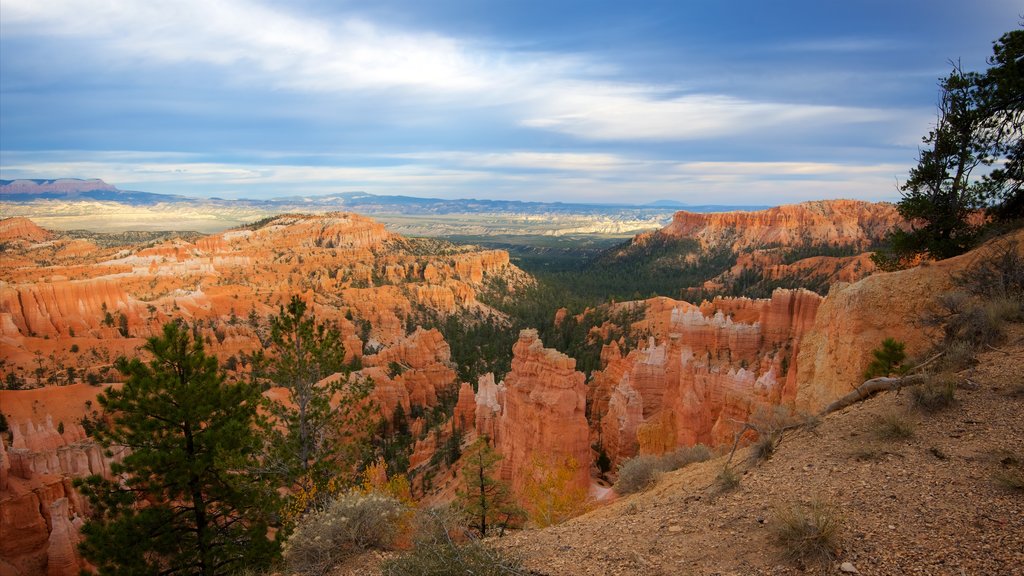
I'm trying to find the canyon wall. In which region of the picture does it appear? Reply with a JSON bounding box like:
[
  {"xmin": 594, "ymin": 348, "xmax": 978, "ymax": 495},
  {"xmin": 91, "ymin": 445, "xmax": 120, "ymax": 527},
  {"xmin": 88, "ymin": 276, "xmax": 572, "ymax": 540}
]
[
  {"xmin": 0, "ymin": 384, "xmax": 113, "ymax": 576},
  {"xmin": 591, "ymin": 290, "xmax": 821, "ymax": 469},
  {"xmin": 659, "ymin": 199, "xmax": 903, "ymax": 251}
]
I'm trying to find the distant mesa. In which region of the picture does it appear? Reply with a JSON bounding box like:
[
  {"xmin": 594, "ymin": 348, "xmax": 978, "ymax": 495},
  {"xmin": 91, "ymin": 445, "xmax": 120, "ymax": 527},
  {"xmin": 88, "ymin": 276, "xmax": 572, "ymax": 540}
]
[
  {"xmin": 0, "ymin": 178, "xmax": 188, "ymax": 205},
  {"xmin": 0, "ymin": 178, "xmax": 118, "ymax": 194}
]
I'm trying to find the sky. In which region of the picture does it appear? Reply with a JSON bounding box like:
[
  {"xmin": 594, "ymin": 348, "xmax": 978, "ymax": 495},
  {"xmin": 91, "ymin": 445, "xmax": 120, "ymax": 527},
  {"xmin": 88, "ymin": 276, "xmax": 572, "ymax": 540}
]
[{"xmin": 0, "ymin": 1, "xmax": 1019, "ymax": 205}]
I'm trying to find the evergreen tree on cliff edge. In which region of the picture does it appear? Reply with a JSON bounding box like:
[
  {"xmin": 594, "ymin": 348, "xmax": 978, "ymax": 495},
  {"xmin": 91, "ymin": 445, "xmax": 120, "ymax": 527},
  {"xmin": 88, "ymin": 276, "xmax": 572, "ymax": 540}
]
[{"xmin": 875, "ymin": 28, "xmax": 1023, "ymax": 269}]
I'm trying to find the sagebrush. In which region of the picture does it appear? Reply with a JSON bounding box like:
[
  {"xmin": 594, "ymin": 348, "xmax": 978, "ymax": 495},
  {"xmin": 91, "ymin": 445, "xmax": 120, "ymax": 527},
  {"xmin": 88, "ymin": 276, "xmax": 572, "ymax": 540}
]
[
  {"xmin": 284, "ymin": 491, "xmax": 409, "ymax": 576},
  {"xmin": 614, "ymin": 445, "xmax": 712, "ymax": 494}
]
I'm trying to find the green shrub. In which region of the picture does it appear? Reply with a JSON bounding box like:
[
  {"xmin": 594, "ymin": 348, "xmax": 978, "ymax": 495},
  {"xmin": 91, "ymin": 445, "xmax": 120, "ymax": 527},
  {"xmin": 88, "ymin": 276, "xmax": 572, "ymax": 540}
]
[
  {"xmin": 911, "ymin": 377, "xmax": 957, "ymax": 413},
  {"xmin": 863, "ymin": 338, "xmax": 907, "ymax": 379},
  {"xmin": 284, "ymin": 491, "xmax": 409, "ymax": 576},
  {"xmin": 874, "ymin": 411, "xmax": 915, "ymax": 440},
  {"xmin": 381, "ymin": 507, "xmax": 524, "ymax": 576},
  {"xmin": 769, "ymin": 499, "xmax": 842, "ymax": 566}
]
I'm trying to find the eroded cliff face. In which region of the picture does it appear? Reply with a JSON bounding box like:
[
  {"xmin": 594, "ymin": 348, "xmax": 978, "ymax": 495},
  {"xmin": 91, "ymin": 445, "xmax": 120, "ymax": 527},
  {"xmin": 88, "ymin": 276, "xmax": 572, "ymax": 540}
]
[
  {"xmin": 498, "ymin": 330, "xmax": 590, "ymax": 496},
  {"xmin": 0, "ymin": 384, "xmax": 113, "ymax": 576},
  {"xmin": 590, "ymin": 290, "xmax": 821, "ymax": 469},
  {"xmin": 793, "ymin": 232, "xmax": 1024, "ymax": 412},
  {"xmin": 660, "ymin": 199, "xmax": 903, "ymax": 251},
  {"xmin": 0, "ymin": 214, "xmax": 525, "ymax": 385},
  {"xmin": 444, "ymin": 332, "xmax": 590, "ymax": 498},
  {"xmin": 0, "ymin": 214, "xmax": 525, "ymax": 572}
]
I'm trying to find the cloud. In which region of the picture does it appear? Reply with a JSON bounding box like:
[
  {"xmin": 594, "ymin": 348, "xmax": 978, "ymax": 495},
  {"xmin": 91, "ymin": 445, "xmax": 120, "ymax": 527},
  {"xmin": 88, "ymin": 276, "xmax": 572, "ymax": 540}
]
[
  {"xmin": 521, "ymin": 85, "xmax": 895, "ymax": 140},
  {"xmin": 2, "ymin": 0, "xmax": 901, "ymax": 144},
  {"xmin": 2, "ymin": 0, "xmax": 501, "ymax": 94},
  {"xmin": 0, "ymin": 150, "xmax": 910, "ymax": 204}
]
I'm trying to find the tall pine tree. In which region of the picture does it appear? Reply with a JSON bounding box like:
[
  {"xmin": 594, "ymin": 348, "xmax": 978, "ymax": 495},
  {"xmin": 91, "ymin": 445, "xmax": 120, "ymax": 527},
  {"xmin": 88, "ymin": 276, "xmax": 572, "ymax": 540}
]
[
  {"xmin": 77, "ymin": 321, "xmax": 278, "ymax": 575},
  {"xmin": 261, "ymin": 296, "xmax": 373, "ymax": 521}
]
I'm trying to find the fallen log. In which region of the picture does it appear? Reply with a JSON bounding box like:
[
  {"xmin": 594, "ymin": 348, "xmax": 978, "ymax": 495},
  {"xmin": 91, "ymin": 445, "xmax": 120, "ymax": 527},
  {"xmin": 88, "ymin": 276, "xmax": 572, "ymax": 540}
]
[{"xmin": 819, "ymin": 374, "xmax": 927, "ymax": 416}]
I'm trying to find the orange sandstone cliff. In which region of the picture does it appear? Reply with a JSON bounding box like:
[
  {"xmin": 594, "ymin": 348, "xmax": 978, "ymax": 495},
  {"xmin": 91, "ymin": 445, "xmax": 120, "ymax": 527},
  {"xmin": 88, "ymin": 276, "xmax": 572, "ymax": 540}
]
[{"xmin": 660, "ymin": 199, "xmax": 903, "ymax": 251}]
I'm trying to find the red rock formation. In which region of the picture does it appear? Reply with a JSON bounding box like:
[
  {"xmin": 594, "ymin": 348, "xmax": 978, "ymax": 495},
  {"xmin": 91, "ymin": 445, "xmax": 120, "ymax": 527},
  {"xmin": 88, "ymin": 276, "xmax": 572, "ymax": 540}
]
[
  {"xmin": 454, "ymin": 382, "xmax": 476, "ymax": 433},
  {"xmin": 0, "ymin": 217, "xmax": 51, "ymax": 243},
  {"xmin": 45, "ymin": 498, "xmax": 80, "ymax": 576},
  {"xmin": 659, "ymin": 199, "xmax": 904, "ymax": 251},
  {"xmin": 497, "ymin": 330, "xmax": 589, "ymax": 496},
  {"xmin": 0, "ymin": 214, "xmax": 523, "ymax": 383},
  {"xmin": 592, "ymin": 289, "xmax": 822, "ymax": 469}
]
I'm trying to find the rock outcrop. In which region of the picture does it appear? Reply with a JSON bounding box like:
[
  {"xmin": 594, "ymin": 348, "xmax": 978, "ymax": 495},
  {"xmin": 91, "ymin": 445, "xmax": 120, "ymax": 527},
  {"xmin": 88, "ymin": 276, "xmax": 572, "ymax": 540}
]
[
  {"xmin": 794, "ymin": 232, "xmax": 1024, "ymax": 412},
  {"xmin": 0, "ymin": 217, "xmax": 51, "ymax": 243},
  {"xmin": 591, "ymin": 289, "xmax": 822, "ymax": 469},
  {"xmin": 659, "ymin": 199, "xmax": 903, "ymax": 251},
  {"xmin": 496, "ymin": 330, "xmax": 590, "ymax": 496}
]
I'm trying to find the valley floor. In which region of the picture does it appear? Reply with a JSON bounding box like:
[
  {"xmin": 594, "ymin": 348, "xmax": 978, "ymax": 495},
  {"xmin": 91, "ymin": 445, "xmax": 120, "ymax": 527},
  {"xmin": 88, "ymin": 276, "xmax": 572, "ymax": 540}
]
[{"xmin": 496, "ymin": 325, "xmax": 1024, "ymax": 576}]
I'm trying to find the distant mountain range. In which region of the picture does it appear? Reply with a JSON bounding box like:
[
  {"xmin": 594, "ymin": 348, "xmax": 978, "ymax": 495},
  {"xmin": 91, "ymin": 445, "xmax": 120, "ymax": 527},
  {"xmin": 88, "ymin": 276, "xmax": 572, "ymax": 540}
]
[{"xmin": 0, "ymin": 178, "xmax": 769, "ymax": 215}]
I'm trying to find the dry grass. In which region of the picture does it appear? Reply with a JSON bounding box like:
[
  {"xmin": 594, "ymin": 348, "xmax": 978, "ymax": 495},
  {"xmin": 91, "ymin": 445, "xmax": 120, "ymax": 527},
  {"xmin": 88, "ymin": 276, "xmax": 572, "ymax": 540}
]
[
  {"xmin": 769, "ymin": 499, "xmax": 842, "ymax": 567},
  {"xmin": 381, "ymin": 507, "xmax": 525, "ymax": 576},
  {"xmin": 911, "ymin": 377, "xmax": 957, "ymax": 413},
  {"xmin": 748, "ymin": 431, "xmax": 779, "ymax": 463},
  {"xmin": 715, "ymin": 467, "xmax": 741, "ymax": 493},
  {"xmin": 874, "ymin": 410, "xmax": 915, "ymax": 440}
]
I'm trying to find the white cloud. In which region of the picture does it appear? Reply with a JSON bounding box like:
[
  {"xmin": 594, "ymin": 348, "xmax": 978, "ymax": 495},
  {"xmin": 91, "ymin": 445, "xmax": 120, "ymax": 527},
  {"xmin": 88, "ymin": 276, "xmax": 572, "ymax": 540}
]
[
  {"xmin": 0, "ymin": 150, "xmax": 911, "ymax": 204},
  {"xmin": 3, "ymin": 0, "xmax": 901, "ymax": 143},
  {"xmin": 2, "ymin": 0, "xmax": 499, "ymax": 94}
]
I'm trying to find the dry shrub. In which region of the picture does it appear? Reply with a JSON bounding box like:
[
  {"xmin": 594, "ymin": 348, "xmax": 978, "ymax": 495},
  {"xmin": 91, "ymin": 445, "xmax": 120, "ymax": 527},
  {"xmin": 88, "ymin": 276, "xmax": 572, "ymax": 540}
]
[
  {"xmin": 749, "ymin": 431, "xmax": 780, "ymax": 463},
  {"xmin": 614, "ymin": 445, "xmax": 713, "ymax": 495},
  {"xmin": 715, "ymin": 467, "xmax": 741, "ymax": 493},
  {"xmin": 874, "ymin": 411, "xmax": 915, "ymax": 440},
  {"xmin": 769, "ymin": 499, "xmax": 842, "ymax": 566},
  {"xmin": 614, "ymin": 455, "xmax": 664, "ymax": 495},
  {"xmin": 911, "ymin": 376, "xmax": 957, "ymax": 413},
  {"xmin": 940, "ymin": 340, "xmax": 976, "ymax": 371},
  {"xmin": 994, "ymin": 452, "xmax": 1024, "ymax": 493},
  {"xmin": 661, "ymin": 444, "xmax": 713, "ymax": 470},
  {"xmin": 381, "ymin": 507, "xmax": 525, "ymax": 576},
  {"xmin": 284, "ymin": 491, "xmax": 409, "ymax": 576}
]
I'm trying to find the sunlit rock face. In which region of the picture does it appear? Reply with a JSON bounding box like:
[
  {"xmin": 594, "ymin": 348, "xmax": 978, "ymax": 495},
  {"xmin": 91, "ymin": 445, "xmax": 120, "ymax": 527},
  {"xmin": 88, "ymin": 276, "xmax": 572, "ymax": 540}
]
[
  {"xmin": 591, "ymin": 289, "xmax": 822, "ymax": 470},
  {"xmin": 659, "ymin": 199, "xmax": 903, "ymax": 251},
  {"xmin": 491, "ymin": 330, "xmax": 591, "ymax": 496},
  {"xmin": 0, "ymin": 213, "xmax": 524, "ymax": 382},
  {"xmin": 0, "ymin": 213, "xmax": 528, "ymax": 573}
]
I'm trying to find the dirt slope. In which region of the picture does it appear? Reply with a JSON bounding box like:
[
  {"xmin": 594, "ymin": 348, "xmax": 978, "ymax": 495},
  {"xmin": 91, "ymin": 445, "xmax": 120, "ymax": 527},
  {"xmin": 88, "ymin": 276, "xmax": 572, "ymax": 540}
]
[{"xmin": 500, "ymin": 325, "xmax": 1024, "ymax": 576}]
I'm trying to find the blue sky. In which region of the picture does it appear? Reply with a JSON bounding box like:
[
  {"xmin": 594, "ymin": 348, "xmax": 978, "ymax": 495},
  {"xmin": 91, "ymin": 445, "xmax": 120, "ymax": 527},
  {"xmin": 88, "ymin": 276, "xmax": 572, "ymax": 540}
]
[{"xmin": 0, "ymin": 1, "xmax": 1019, "ymax": 204}]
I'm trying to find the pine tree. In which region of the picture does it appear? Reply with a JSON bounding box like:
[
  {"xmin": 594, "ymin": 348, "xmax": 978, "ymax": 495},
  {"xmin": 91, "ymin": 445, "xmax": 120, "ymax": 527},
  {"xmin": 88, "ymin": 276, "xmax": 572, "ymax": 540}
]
[
  {"xmin": 261, "ymin": 295, "xmax": 373, "ymax": 520},
  {"xmin": 875, "ymin": 29, "xmax": 1023, "ymax": 268},
  {"xmin": 76, "ymin": 321, "xmax": 278, "ymax": 575},
  {"xmin": 458, "ymin": 437, "xmax": 524, "ymax": 537},
  {"xmin": 863, "ymin": 338, "xmax": 907, "ymax": 379}
]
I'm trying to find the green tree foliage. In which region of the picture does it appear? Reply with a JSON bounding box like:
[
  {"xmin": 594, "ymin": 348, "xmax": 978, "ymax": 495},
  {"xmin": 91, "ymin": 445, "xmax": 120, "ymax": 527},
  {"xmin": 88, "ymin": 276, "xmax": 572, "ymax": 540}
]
[
  {"xmin": 863, "ymin": 338, "xmax": 907, "ymax": 379},
  {"xmin": 261, "ymin": 296, "xmax": 373, "ymax": 514},
  {"xmin": 877, "ymin": 29, "xmax": 1023, "ymax": 268},
  {"xmin": 457, "ymin": 438, "xmax": 525, "ymax": 537},
  {"xmin": 76, "ymin": 322, "xmax": 278, "ymax": 575}
]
